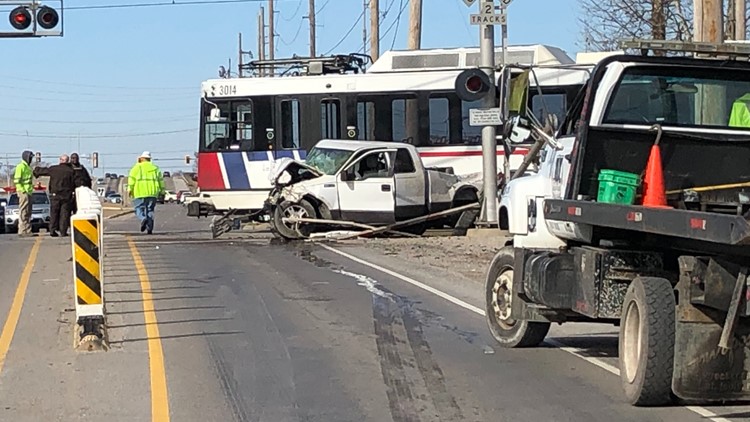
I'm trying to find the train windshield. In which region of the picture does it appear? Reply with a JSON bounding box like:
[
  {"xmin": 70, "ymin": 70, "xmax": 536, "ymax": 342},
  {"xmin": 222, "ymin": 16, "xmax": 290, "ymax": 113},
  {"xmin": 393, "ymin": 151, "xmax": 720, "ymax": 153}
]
[{"xmin": 305, "ymin": 147, "xmax": 355, "ymax": 175}]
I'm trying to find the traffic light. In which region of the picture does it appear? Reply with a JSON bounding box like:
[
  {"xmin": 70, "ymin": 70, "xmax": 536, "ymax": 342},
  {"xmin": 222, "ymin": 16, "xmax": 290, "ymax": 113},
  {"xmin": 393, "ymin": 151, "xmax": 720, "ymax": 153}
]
[
  {"xmin": 34, "ymin": 152, "xmax": 41, "ymax": 163},
  {"xmin": 9, "ymin": 7, "xmax": 31, "ymax": 30},
  {"xmin": 455, "ymin": 69, "xmax": 492, "ymax": 102},
  {"xmin": 92, "ymin": 152, "xmax": 99, "ymax": 168},
  {"xmin": 36, "ymin": 6, "xmax": 59, "ymax": 30},
  {"xmin": 185, "ymin": 155, "xmax": 191, "ymax": 165}
]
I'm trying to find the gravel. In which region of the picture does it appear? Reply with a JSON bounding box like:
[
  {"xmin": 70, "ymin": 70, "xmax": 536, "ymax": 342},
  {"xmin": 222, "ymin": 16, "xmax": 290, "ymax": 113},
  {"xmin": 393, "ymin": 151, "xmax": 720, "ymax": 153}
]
[{"xmin": 359, "ymin": 234, "xmax": 510, "ymax": 284}]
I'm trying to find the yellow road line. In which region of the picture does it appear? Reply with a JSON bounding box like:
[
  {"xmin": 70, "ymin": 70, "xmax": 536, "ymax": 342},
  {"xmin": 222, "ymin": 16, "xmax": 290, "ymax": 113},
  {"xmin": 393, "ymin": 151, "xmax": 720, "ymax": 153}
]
[
  {"xmin": 128, "ymin": 237, "xmax": 170, "ymax": 422},
  {"xmin": 0, "ymin": 237, "xmax": 41, "ymax": 375}
]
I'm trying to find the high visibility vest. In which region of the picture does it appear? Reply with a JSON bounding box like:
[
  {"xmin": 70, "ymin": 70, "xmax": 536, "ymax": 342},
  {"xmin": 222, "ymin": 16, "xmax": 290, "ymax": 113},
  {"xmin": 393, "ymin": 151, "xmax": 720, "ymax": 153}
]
[
  {"xmin": 13, "ymin": 161, "xmax": 33, "ymax": 194},
  {"xmin": 128, "ymin": 161, "xmax": 165, "ymax": 199},
  {"xmin": 729, "ymin": 93, "xmax": 750, "ymax": 128}
]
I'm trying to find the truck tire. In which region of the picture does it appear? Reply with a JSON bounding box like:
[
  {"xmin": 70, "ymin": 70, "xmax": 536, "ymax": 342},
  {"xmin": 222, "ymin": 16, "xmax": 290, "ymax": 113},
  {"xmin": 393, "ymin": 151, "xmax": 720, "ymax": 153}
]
[
  {"xmin": 619, "ymin": 276, "xmax": 675, "ymax": 406},
  {"xmin": 485, "ymin": 247, "xmax": 550, "ymax": 348},
  {"xmin": 272, "ymin": 199, "xmax": 316, "ymax": 240}
]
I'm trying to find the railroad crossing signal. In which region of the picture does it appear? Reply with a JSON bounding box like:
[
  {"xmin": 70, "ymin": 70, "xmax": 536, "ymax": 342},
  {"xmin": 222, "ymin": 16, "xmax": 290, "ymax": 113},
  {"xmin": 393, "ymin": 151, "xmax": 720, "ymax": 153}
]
[{"xmin": 3, "ymin": 1, "xmax": 62, "ymax": 38}]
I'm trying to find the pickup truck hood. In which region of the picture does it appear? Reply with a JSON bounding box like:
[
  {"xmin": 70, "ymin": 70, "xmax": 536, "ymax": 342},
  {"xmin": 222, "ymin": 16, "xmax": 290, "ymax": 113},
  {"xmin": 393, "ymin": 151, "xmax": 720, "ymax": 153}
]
[{"xmin": 269, "ymin": 158, "xmax": 324, "ymax": 186}]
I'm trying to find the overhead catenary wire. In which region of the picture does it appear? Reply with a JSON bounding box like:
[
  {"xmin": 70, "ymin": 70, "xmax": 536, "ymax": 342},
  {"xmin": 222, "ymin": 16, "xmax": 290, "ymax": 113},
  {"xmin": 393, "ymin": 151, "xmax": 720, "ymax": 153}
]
[{"xmin": 323, "ymin": 10, "xmax": 366, "ymax": 56}]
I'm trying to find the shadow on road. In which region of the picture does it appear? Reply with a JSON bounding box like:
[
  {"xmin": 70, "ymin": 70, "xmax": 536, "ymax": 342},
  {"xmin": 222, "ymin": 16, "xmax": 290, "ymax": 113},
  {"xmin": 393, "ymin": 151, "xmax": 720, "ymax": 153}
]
[
  {"xmin": 109, "ymin": 330, "xmax": 243, "ymax": 345},
  {"xmin": 108, "ymin": 317, "xmax": 233, "ymax": 330}
]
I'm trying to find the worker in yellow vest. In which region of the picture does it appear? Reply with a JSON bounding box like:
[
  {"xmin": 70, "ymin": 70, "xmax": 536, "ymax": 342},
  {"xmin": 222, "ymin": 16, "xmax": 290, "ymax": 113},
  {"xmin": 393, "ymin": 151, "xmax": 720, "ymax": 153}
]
[
  {"xmin": 127, "ymin": 151, "xmax": 165, "ymax": 235},
  {"xmin": 729, "ymin": 93, "xmax": 750, "ymax": 128},
  {"xmin": 13, "ymin": 151, "xmax": 34, "ymax": 237}
]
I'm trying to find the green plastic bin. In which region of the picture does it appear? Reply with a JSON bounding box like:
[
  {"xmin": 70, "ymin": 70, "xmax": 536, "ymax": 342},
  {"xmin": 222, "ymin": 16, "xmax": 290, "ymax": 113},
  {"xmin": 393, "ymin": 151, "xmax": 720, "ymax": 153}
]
[{"xmin": 597, "ymin": 169, "xmax": 640, "ymax": 205}]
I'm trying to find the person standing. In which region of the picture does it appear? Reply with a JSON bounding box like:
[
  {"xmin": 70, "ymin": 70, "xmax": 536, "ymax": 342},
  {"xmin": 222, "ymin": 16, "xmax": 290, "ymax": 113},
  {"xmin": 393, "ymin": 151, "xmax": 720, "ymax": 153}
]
[
  {"xmin": 33, "ymin": 154, "xmax": 76, "ymax": 237},
  {"xmin": 13, "ymin": 150, "xmax": 34, "ymax": 237},
  {"xmin": 128, "ymin": 151, "xmax": 165, "ymax": 234},
  {"xmin": 70, "ymin": 152, "xmax": 92, "ymax": 215}
]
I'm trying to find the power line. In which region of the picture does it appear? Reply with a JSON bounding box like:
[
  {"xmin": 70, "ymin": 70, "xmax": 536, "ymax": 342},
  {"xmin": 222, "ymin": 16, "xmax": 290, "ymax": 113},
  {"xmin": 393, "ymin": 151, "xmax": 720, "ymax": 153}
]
[
  {"xmin": 323, "ymin": 10, "xmax": 366, "ymax": 55},
  {"xmin": 64, "ymin": 0, "xmax": 271, "ymax": 11},
  {"xmin": 0, "ymin": 128, "xmax": 197, "ymax": 139},
  {"xmin": 0, "ymin": 83, "xmax": 196, "ymax": 98},
  {"xmin": 0, "ymin": 74, "xmax": 195, "ymax": 91},
  {"xmin": 0, "ymin": 106, "xmax": 196, "ymax": 114},
  {"xmin": 0, "ymin": 115, "xmax": 196, "ymax": 125},
  {"xmin": 0, "ymin": 92, "xmax": 196, "ymax": 104},
  {"xmin": 280, "ymin": 0, "xmax": 303, "ymax": 21}
]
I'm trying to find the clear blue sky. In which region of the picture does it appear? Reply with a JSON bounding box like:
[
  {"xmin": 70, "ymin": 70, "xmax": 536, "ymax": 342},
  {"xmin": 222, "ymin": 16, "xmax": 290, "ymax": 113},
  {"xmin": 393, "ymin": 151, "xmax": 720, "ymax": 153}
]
[{"xmin": 0, "ymin": 0, "xmax": 579, "ymax": 176}]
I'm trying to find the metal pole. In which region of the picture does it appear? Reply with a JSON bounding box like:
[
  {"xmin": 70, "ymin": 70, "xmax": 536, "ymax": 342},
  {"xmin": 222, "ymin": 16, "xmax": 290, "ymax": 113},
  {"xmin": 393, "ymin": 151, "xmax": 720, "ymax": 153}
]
[
  {"xmin": 479, "ymin": 0, "xmax": 497, "ymax": 225},
  {"xmin": 500, "ymin": 4, "xmax": 510, "ymax": 183},
  {"xmin": 309, "ymin": 0, "xmax": 316, "ymax": 57},
  {"xmin": 268, "ymin": 0, "xmax": 275, "ymax": 76},
  {"xmin": 258, "ymin": 7, "xmax": 266, "ymax": 77},
  {"xmin": 363, "ymin": 0, "xmax": 368, "ymax": 55}
]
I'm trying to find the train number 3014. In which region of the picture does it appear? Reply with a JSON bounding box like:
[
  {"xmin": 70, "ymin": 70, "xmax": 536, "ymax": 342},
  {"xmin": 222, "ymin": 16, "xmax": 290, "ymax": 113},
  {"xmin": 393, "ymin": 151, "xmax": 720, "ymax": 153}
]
[{"xmin": 217, "ymin": 85, "xmax": 237, "ymax": 96}]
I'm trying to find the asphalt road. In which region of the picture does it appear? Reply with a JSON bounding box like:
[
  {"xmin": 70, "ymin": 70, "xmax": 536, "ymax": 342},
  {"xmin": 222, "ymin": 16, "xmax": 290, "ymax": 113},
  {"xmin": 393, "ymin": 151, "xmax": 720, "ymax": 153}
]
[{"xmin": 1, "ymin": 206, "xmax": 750, "ymax": 421}]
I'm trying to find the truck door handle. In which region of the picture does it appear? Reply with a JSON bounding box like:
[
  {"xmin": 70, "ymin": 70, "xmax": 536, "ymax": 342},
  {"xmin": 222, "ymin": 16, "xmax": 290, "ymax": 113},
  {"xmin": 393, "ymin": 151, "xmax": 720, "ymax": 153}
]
[{"xmin": 381, "ymin": 184, "xmax": 391, "ymax": 192}]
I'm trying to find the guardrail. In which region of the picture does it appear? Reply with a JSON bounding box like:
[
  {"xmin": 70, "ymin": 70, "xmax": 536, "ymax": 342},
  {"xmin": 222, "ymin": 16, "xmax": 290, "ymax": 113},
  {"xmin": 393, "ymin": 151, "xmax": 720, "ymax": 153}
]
[{"xmin": 71, "ymin": 186, "xmax": 107, "ymax": 351}]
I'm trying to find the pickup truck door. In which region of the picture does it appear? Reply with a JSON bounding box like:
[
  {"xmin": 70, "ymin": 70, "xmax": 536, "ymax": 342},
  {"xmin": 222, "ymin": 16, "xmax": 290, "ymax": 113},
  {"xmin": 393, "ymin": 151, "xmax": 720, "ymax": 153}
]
[
  {"xmin": 393, "ymin": 148, "xmax": 426, "ymax": 220},
  {"xmin": 337, "ymin": 149, "xmax": 396, "ymax": 224}
]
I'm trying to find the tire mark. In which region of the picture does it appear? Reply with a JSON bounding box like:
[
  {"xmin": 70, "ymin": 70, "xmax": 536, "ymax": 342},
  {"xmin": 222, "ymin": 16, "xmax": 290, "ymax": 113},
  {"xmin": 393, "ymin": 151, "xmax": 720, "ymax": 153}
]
[
  {"xmin": 402, "ymin": 309, "xmax": 465, "ymax": 421},
  {"xmin": 207, "ymin": 335, "xmax": 251, "ymax": 422}
]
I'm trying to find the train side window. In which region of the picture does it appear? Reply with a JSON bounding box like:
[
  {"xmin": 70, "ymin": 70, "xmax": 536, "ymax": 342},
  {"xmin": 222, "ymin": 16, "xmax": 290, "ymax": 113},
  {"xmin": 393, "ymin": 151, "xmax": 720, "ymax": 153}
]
[
  {"xmin": 281, "ymin": 99, "xmax": 301, "ymax": 149},
  {"xmin": 461, "ymin": 99, "xmax": 483, "ymax": 144},
  {"xmin": 392, "ymin": 99, "xmax": 406, "ymax": 141},
  {"xmin": 531, "ymin": 93, "xmax": 566, "ymax": 130},
  {"xmin": 357, "ymin": 101, "xmax": 376, "ymax": 140},
  {"xmin": 321, "ymin": 99, "xmax": 341, "ymax": 139},
  {"xmin": 429, "ymin": 97, "xmax": 450, "ymax": 145}
]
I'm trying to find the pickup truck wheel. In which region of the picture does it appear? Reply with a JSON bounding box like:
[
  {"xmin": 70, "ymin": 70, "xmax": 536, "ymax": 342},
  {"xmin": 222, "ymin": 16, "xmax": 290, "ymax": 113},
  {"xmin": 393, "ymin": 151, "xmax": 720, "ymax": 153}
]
[
  {"xmin": 485, "ymin": 247, "xmax": 550, "ymax": 348},
  {"xmin": 273, "ymin": 200, "xmax": 316, "ymax": 240},
  {"xmin": 619, "ymin": 276, "xmax": 675, "ymax": 406}
]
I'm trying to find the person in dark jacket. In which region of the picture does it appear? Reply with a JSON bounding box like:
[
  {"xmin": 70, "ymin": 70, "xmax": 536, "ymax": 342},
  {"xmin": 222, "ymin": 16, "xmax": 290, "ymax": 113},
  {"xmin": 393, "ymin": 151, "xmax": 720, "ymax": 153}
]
[
  {"xmin": 70, "ymin": 153, "xmax": 92, "ymax": 189},
  {"xmin": 70, "ymin": 153, "xmax": 92, "ymax": 215},
  {"xmin": 33, "ymin": 154, "xmax": 76, "ymax": 237}
]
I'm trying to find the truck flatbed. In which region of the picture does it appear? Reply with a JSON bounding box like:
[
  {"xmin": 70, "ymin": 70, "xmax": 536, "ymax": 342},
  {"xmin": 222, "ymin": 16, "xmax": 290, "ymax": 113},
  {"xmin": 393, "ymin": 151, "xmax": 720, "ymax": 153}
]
[{"xmin": 544, "ymin": 199, "xmax": 750, "ymax": 246}]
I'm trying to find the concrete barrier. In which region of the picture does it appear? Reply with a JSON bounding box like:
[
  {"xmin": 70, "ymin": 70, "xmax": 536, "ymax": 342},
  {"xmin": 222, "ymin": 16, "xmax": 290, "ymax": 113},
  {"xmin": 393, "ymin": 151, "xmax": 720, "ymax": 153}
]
[{"xmin": 71, "ymin": 186, "xmax": 108, "ymax": 351}]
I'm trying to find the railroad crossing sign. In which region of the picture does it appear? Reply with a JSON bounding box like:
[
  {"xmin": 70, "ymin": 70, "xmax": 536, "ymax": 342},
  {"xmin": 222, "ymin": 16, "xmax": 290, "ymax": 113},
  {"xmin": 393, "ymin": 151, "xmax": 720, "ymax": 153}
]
[
  {"xmin": 470, "ymin": 0, "xmax": 508, "ymax": 25},
  {"xmin": 462, "ymin": 0, "xmax": 513, "ymax": 7}
]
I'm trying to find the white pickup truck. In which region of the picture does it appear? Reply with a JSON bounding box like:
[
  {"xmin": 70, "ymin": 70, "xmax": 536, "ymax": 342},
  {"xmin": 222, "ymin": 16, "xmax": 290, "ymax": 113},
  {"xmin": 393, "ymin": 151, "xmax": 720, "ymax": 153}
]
[{"xmin": 266, "ymin": 140, "xmax": 480, "ymax": 239}]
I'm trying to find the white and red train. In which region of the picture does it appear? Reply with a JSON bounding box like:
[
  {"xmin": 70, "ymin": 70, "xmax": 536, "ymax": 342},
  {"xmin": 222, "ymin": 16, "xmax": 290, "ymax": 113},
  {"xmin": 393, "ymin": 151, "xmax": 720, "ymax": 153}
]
[{"xmin": 189, "ymin": 45, "xmax": 592, "ymax": 218}]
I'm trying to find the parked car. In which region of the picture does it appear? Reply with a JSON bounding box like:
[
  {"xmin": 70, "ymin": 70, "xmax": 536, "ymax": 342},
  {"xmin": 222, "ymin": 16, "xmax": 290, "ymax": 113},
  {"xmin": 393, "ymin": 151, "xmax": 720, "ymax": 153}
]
[
  {"xmin": 163, "ymin": 171, "xmax": 171, "ymax": 178},
  {"xmin": 180, "ymin": 192, "xmax": 194, "ymax": 205},
  {"xmin": 164, "ymin": 191, "xmax": 178, "ymax": 203},
  {"xmin": 0, "ymin": 195, "xmax": 6, "ymax": 234},
  {"xmin": 104, "ymin": 173, "xmax": 112, "ymax": 178},
  {"xmin": 108, "ymin": 194, "xmax": 122, "ymax": 204},
  {"xmin": 96, "ymin": 177, "xmax": 105, "ymax": 185},
  {"xmin": 4, "ymin": 191, "xmax": 51, "ymax": 233}
]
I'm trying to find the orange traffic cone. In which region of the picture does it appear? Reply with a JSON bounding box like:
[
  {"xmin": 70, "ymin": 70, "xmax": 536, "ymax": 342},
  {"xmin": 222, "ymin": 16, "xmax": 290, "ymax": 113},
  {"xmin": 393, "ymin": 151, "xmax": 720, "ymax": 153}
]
[{"xmin": 642, "ymin": 144, "xmax": 669, "ymax": 208}]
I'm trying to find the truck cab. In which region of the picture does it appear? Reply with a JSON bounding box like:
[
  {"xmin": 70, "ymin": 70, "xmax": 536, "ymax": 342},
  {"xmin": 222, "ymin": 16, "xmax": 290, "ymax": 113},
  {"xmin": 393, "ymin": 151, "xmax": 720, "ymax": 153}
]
[{"xmin": 486, "ymin": 40, "xmax": 750, "ymax": 406}]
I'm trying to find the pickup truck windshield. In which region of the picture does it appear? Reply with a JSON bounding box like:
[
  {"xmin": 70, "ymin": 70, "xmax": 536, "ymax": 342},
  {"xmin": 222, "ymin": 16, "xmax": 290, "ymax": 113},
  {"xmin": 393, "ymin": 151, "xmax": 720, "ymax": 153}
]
[
  {"xmin": 602, "ymin": 66, "xmax": 750, "ymax": 130},
  {"xmin": 8, "ymin": 192, "xmax": 49, "ymax": 206},
  {"xmin": 305, "ymin": 147, "xmax": 355, "ymax": 175}
]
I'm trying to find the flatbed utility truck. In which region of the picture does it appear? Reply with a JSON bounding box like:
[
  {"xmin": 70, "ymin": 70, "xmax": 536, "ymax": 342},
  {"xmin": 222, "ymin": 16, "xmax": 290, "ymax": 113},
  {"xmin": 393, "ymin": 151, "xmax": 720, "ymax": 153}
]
[{"xmin": 485, "ymin": 39, "xmax": 750, "ymax": 406}]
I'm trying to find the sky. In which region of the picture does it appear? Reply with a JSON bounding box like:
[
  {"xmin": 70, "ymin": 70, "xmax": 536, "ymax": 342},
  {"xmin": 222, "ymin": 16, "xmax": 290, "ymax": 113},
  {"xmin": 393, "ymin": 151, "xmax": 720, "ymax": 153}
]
[{"xmin": 0, "ymin": 0, "xmax": 580, "ymax": 177}]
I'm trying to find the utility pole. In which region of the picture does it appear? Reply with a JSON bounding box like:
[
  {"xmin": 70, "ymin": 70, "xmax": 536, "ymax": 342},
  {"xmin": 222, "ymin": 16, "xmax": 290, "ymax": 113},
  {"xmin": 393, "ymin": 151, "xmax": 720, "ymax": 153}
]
[
  {"xmin": 258, "ymin": 6, "xmax": 266, "ymax": 77},
  {"xmin": 268, "ymin": 0, "xmax": 275, "ymax": 76},
  {"xmin": 238, "ymin": 33, "xmax": 243, "ymax": 77},
  {"xmin": 694, "ymin": 0, "xmax": 724, "ymax": 124},
  {"xmin": 405, "ymin": 0, "xmax": 422, "ymax": 144},
  {"xmin": 370, "ymin": 0, "xmax": 380, "ymax": 61},
  {"xmin": 363, "ymin": 0, "xmax": 368, "ymax": 55},
  {"xmin": 479, "ymin": 0, "xmax": 498, "ymax": 225},
  {"xmin": 736, "ymin": 0, "xmax": 746, "ymax": 40},
  {"xmin": 309, "ymin": 0, "xmax": 316, "ymax": 57}
]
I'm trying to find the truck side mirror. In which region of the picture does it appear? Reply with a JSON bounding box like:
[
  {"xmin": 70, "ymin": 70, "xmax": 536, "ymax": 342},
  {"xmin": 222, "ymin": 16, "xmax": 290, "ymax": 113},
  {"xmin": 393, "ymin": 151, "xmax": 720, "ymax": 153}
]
[{"xmin": 340, "ymin": 168, "xmax": 353, "ymax": 182}]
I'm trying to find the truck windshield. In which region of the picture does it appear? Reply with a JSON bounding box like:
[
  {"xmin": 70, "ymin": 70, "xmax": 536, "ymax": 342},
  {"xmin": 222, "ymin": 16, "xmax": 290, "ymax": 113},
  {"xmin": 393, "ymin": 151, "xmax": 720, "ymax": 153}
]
[
  {"xmin": 305, "ymin": 147, "xmax": 354, "ymax": 175},
  {"xmin": 602, "ymin": 66, "xmax": 750, "ymax": 130}
]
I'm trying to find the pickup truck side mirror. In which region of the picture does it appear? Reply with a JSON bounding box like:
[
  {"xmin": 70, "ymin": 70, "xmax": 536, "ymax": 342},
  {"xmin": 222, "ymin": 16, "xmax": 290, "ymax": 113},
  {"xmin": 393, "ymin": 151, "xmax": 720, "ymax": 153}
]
[{"xmin": 340, "ymin": 168, "xmax": 354, "ymax": 182}]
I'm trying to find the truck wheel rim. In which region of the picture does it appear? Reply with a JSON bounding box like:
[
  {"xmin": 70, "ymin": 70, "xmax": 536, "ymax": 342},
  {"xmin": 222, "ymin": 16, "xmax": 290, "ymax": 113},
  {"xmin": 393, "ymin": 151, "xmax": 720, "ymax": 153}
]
[
  {"xmin": 622, "ymin": 301, "xmax": 642, "ymax": 384},
  {"xmin": 283, "ymin": 204, "xmax": 309, "ymax": 231},
  {"xmin": 491, "ymin": 268, "xmax": 515, "ymax": 329}
]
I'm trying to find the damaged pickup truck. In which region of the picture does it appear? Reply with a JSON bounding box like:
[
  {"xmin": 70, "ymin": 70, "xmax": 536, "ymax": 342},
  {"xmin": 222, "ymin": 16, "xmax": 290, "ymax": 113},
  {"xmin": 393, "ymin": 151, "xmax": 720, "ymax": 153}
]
[{"xmin": 266, "ymin": 140, "xmax": 480, "ymax": 240}]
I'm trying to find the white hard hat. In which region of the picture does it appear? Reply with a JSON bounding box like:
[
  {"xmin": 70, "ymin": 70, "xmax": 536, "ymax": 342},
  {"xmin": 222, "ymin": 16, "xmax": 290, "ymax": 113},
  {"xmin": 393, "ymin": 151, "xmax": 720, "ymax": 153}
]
[{"xmin": 139, "ymin": 151, "xmax": 151, "ymax": 159}]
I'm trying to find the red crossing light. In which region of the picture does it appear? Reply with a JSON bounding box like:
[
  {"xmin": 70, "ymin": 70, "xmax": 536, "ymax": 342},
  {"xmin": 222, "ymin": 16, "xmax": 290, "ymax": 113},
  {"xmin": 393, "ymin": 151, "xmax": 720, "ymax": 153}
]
[
  {"xmin": 465, "ymin": 75, "xmax": 484, "ymax": 94},
  {"xmin": 37, "ymin": 6, "xmax": 59, "ymax": 30},
  {"xmin": 9, "ymin": 7, "xmax": 31, "ymax": 30}
]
